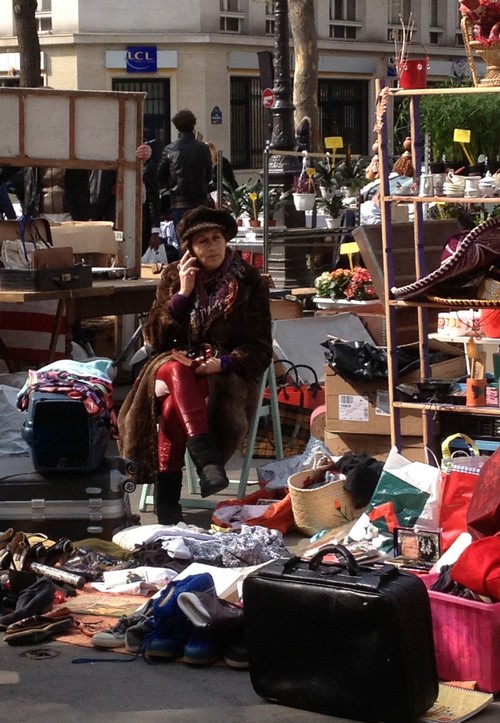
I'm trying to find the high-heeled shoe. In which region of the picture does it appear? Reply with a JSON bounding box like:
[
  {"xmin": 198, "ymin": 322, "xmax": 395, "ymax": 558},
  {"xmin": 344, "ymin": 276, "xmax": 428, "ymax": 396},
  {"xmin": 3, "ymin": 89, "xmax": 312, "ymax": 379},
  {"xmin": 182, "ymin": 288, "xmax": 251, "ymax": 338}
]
[
  {"xmin": 43, "ymin": 538, "xmax": 74, "ymax": 568},
  {"xmin": 0, "ymin": 548, "xmax": 13, "ymax": 570},
  {"xmin": 22, "ymin": 542, "xmax": 49, "ymax": 572},
  {"xmin": 8, "ymin": 533, "xmax": 30, "ymax": 572},
  {"xmin": 0, "ymin": 528, "xmax": 14, "ymax": 550}
]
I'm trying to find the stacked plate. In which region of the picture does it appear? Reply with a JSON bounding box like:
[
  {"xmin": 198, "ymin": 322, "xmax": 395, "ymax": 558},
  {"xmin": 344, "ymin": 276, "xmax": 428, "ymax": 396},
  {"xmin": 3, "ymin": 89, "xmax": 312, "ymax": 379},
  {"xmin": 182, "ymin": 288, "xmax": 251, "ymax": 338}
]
[{"xmin": 442, "ymin": 179, "xmax": 465, "ymax": 197}]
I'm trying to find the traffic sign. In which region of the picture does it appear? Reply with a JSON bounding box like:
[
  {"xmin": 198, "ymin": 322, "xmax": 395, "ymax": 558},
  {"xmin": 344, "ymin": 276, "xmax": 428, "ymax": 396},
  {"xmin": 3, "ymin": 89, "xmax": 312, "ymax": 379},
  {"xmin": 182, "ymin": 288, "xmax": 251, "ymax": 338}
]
[{"xmin": 262, "ymin": 88, "xmax": 275, "ymax": 108}]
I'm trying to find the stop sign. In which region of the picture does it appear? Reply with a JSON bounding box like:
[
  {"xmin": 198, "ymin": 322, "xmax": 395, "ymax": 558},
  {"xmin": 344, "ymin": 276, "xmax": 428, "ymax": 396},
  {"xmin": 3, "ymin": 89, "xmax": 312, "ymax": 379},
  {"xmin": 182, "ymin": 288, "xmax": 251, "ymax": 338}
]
[{"xmin": 262, "ymin": 88, "xmax": 275, "ymax": 108}]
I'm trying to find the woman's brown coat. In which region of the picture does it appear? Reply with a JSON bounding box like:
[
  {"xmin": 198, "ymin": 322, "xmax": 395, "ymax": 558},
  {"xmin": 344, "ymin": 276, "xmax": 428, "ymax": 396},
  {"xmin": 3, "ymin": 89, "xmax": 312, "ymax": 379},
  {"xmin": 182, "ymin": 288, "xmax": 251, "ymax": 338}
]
[{"xmin": 117, "ymin": 257, "xmax": 273, "ymax": 484}]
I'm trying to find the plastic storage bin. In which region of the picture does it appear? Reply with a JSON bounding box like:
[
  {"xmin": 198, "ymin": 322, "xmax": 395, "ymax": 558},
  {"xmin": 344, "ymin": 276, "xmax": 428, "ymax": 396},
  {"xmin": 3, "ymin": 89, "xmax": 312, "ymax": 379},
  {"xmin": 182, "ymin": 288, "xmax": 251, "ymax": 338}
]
[
  {"xmin": 22, "ymin": 392, "xmax": 110, "ymax": 474},
  {"xmin": 423, "ymin": 574, "xmax": 500, "ymax": 693}
]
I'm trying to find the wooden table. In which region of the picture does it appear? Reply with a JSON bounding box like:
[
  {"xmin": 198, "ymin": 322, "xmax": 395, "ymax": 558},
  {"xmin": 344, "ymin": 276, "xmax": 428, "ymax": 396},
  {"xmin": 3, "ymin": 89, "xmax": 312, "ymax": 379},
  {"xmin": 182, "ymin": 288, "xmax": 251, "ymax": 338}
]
[{"xmin": 0, "ymin": 277, "xmax": 159, "ymax": 366}]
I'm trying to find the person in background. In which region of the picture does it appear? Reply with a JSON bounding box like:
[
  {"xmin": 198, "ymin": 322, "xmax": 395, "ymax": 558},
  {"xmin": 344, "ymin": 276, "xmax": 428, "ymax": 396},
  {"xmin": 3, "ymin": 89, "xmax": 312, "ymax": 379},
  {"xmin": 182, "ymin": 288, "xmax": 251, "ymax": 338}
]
[
  {"xmin": 141, "ymin": 146, "xmax": 162, "ymax": 255},
  {"xmin": 205, "ymin": 140, "xmax": 237, "ymax": 193},
  {"xmin": 118, "ymin": 206, "xmax": 272, "ymax": 525},
  {"xmin": 0, "ymin": 182, "xmax": 16, "ymax": 219},
  {"xmin": 158, "ymin": 110, "xmax": 212, "ymax": 228}
]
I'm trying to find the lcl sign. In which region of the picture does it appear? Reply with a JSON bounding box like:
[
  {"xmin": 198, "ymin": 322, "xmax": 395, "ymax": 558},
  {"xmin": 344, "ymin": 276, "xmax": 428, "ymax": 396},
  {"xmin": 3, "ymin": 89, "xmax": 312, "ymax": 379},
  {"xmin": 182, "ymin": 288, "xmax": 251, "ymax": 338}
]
[{"xmin": 126, "ymin": 47, "xmax": 157, "ymax": 73}]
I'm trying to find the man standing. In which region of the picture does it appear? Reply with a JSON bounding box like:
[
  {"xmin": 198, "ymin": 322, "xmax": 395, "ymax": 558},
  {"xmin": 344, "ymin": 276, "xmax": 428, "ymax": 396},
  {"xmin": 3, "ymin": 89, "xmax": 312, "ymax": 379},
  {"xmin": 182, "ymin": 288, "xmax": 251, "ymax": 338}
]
[{"xmin": 158, "ymin": 109, "xmax": 212, "ymax": 227}]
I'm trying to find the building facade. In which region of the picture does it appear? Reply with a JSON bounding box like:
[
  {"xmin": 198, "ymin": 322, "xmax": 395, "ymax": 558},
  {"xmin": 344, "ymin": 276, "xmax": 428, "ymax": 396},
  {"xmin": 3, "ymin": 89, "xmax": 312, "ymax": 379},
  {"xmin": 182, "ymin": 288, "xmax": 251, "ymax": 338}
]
[{"xmin": 0, "ymin": 1, "xmax": 470, "ymax": 170}]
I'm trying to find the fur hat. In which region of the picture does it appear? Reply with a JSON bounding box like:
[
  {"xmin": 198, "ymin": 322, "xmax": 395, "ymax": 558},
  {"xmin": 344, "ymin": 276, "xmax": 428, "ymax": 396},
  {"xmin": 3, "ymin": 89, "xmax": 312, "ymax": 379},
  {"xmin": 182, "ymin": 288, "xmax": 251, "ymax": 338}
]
[{"xmin": 176, "ymin": 206, "xmax": 239, "ymax": 250}]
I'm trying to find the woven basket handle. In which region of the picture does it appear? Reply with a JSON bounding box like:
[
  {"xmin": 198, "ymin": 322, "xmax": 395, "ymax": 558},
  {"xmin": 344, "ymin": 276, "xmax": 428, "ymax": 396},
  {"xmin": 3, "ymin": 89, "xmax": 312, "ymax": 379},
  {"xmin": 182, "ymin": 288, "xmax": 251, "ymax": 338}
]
[{"xmin": 461, "ymin": 17, "xmax": 479, "ymax": 87}]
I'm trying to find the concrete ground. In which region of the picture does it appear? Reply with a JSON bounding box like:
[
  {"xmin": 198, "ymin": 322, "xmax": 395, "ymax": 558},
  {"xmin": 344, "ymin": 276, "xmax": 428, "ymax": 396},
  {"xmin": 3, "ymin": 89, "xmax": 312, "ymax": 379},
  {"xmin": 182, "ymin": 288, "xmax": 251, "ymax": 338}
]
[{"xmin": 1, "ymin": 448, "xmax": 499, "ymax": 721}]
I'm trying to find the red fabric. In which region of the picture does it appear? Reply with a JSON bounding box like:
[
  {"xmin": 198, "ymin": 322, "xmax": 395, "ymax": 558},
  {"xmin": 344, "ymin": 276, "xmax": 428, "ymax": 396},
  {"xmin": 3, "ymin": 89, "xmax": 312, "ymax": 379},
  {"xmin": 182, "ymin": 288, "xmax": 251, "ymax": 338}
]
[
  {"xmin": 467, "ymin": 447, "xmax": 500, "ymax": 539},
  {"xmin": 451, "ymin": 536, "xmax": 500, "ymax": 601},
  {"xmin": 212, "ymin": 488, "xmax": 294, "ymax": 534}
]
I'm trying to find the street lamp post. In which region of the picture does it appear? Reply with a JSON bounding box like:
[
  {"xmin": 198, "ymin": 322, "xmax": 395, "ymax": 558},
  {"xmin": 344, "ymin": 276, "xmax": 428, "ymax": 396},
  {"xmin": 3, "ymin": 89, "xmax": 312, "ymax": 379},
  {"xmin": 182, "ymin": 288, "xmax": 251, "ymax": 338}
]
[{"xmin": 269, "ymin": 0, "xmax": 300, "ymax": 180}]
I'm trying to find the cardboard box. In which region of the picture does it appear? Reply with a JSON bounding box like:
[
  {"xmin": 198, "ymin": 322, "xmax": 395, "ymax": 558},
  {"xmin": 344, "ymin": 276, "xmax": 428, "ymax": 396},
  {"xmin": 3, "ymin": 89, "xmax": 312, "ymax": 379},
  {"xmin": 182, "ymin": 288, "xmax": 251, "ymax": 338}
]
[
  {"xmin": 324, "ymin": 339, "xmax": 466, "ymax": 436},
  {"xmin": 50, "ymin": 221, "xmax": 118, "ymax": 256},
  {"xmin": 324, "ymin": 430, "xmax": 434, "ymax": 464}
]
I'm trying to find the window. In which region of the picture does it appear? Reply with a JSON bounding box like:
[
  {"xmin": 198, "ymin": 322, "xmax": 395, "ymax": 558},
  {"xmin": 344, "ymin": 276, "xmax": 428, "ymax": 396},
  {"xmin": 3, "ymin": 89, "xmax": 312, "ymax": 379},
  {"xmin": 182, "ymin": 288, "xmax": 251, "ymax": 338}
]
[
  {"xmin": 429, "ymin": 0, "xmax": 442, "ymax": 45},
  {"xmin": 329, "ymin": 0, "xmax": 359, "ymax": 40},
  {"xmin": 112, "ymin": 79, "xmax": 171, "ymax": 155},
  {"xmin": 387, "ymin": 0, "xmax": 414, "ymax": 41},
  {"xmin": 456, "ymin": 6, "xmax": 465, "ymax": 46},
  {"xmin": 265, "ymin": 1, "xmax": 275, "ymax": 36},
  {"xmin": 229, "ymin": 76, "xmax": 369, "ymax": 169},
  {"xmin": 36, "ymin": 0, "xmax": 52, "ymax": 33},
  {"xmin": 220, "ymin": 0, "xmax": 244, "ymax": 33},
  {"xmin": 389, "ymin": 0, "xmax": 412, "ymax": 25}
]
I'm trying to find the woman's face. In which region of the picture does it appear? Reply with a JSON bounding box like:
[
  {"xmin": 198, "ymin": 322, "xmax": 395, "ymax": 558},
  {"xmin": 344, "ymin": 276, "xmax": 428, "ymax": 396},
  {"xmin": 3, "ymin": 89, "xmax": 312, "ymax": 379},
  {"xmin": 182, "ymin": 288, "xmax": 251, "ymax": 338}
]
[{"xmin": 190, "ymin": 229, "xmax": 227, "ymax": 273}]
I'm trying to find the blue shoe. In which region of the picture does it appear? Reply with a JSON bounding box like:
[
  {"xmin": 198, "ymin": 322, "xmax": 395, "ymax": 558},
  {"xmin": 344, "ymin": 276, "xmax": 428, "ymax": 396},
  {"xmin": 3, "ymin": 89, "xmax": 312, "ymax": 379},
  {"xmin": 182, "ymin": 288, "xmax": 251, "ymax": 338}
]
[
  {"xmin": 183, "ymin": 628, "xmax": 221, "ymax": 666},
  {"xmin": 145, "ymin": 573, "xmax": 215, "ymax": 659},
  {"xmin": 152, "ymin": 573, "xmax": 215, "ymax": 625}
]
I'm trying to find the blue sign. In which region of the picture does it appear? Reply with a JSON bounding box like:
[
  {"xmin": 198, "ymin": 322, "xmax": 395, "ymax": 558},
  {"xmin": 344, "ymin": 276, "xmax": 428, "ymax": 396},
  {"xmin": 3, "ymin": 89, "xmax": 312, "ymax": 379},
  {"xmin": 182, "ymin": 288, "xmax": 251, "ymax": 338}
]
[
  {"xmin": 126, "ymin": 46, "xmax": 157, "ymax": 73},
  {"xmin": 211, "ymin": 106, "xmax": 222, "ymax": 125}
]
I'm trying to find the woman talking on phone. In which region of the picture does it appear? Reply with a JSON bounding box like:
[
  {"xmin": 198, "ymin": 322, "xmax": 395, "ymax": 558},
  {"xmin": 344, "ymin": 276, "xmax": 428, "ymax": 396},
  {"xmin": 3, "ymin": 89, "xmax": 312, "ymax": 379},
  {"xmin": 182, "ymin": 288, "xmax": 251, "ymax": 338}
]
[{"xmin": 118, "ymin": 206, "xmax": 272, "ymax": 524}]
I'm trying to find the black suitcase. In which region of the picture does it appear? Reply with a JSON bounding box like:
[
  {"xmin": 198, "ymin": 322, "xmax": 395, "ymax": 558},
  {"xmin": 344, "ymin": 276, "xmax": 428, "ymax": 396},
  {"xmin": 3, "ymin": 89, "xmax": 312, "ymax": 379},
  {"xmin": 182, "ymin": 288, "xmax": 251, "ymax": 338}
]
[
  {"xmin": 243, "ymin": 545, "xmax": 438, "ymax": 723},
  {"xmin": 0, "ymin": 454, "xmax": 137, "ymax": 541}
]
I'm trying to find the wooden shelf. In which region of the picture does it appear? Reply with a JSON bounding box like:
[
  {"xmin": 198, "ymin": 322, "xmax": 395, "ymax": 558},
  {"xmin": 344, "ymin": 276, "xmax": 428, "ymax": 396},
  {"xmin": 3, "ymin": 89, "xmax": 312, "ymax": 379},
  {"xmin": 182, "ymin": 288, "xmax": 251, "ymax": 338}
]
[
  {"xmin": 393, "ymin": 401, "xmax": 500, "ymax": 416},
  {"xmin": 386, "ymin": 196, "xmax": 500, "ymax": 204}
]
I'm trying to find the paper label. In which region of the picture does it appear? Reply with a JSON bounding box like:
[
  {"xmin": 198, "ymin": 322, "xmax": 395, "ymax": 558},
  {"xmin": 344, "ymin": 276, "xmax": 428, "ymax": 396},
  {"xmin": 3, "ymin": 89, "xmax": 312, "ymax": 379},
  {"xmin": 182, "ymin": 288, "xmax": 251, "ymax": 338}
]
[
  {"xmin": 375, "ymin": 390, "xmax": 391, "ymax": 416},
  {"xmin": 338, "ymin": 393, "xmax": 369, "ymax": 422}
]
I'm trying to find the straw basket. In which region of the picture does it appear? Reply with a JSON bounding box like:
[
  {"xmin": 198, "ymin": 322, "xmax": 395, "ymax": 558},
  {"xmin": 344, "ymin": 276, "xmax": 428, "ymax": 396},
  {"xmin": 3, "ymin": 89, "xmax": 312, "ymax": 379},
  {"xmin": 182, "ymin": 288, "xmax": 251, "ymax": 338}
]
[
  {"xmin": 462, "ymin": 17, "xmax": 500, "ymax": 86},
  {"xmin": 288, "ymin": 462, "xmax": 359, "ymax": 537}
]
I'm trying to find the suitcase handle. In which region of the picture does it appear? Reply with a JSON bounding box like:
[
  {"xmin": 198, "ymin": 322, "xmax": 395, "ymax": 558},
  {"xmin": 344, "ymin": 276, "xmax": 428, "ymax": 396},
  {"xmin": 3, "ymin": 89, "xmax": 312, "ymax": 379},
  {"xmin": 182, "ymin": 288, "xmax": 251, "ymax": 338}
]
[{"xmin": 308, "ymin": 544, "xmax": 359, "ymax": 576}]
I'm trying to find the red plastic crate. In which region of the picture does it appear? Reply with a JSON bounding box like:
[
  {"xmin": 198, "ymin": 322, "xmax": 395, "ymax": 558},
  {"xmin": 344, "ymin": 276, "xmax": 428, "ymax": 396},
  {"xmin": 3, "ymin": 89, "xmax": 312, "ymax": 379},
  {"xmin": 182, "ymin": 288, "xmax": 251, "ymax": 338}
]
[{"xmin": 423, "ymin": 574, "xmax": 500, "ymax": 693}]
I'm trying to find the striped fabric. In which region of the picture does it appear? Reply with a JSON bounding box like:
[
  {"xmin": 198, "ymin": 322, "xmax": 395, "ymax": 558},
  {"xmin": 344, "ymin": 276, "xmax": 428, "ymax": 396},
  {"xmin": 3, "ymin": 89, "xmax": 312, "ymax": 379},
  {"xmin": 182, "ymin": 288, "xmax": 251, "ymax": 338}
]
[{"xmin": 0, "ymin": 301, "xmax": 67, "ymax": 368}]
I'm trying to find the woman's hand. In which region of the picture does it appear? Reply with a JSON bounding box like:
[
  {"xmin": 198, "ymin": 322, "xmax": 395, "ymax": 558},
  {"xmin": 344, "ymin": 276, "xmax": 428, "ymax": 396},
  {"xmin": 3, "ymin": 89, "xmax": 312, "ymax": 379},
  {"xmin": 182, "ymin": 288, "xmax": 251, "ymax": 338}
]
[
  {"xmin": 194, "ymin": 356, "xmax": 222, "ymax": 376},
  {"xmin": 177, "ymin": 251, "xmax": 198, "ymax": 296}
]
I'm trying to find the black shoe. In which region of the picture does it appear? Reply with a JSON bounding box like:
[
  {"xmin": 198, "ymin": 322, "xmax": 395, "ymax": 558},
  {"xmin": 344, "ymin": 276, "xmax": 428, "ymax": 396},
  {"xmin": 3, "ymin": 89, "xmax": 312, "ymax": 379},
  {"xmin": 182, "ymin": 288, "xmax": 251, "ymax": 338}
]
[
  {"xmin": 157, "ymin": 503, "xmax": 183, "ymax": 525},
  {"xmin": 43, "ymin": 538, "xmax": 74, "ymax": 568},
  {"xmin": 155, "ymin": 471, "xmax": 183, "ymax": 524},
  {"xmin": 186, "ymin": 434, "xmax": 229, "ymax": 498}
]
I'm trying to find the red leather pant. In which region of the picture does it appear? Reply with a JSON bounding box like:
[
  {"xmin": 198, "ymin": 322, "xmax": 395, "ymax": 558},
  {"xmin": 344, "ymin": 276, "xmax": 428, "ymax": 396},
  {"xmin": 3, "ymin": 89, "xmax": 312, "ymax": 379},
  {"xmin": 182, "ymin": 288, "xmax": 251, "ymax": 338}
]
[{"xmin": 156, "ymin": 360, "xmax": 209, "ymax": 472}]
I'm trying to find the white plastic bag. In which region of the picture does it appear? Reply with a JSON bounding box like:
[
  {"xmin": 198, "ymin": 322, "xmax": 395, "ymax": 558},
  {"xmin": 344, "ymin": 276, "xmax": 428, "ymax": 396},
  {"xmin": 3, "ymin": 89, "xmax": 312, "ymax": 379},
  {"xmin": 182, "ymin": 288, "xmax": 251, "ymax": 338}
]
[
  {"xmin": 0, "ymin": 384, "xmax": 30, "ymax": 455},
  {"xmin": 141, "ymin": 244, "xmax": 169, "ymax": 265}
]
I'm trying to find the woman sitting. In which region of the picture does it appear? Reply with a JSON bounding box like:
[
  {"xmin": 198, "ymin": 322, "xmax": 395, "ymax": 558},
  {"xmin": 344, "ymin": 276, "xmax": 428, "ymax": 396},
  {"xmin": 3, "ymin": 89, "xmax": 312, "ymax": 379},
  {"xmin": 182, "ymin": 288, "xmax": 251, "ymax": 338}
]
[{"xmin": 118, "ymin": 206, "xmax": 273, "ymax": 524}]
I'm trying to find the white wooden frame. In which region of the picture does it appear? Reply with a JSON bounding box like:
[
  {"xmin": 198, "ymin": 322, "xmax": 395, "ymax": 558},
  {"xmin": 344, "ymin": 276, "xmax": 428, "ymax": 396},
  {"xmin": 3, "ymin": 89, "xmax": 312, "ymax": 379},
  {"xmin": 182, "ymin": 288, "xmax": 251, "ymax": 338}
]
[{"xmin": 0, "ymin": 87, "xmax": 145, "ymax": 271}]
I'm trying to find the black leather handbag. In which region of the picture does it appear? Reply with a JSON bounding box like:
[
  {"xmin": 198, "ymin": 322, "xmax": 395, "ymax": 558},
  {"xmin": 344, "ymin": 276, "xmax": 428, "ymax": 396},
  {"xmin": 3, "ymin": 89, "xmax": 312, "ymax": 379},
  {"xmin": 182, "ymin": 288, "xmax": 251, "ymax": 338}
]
[{"xmin": 243, "ymin": 544, "xmax": 438, "ymax": 722}]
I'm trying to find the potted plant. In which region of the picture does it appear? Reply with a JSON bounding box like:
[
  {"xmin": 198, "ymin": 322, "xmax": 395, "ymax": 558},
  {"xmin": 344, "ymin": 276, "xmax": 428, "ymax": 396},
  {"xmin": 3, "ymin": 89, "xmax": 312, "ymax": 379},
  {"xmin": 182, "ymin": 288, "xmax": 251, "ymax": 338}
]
[
  {"xmin": 222, "ymin": 179, "xmax": 248, "ymax": 223},
  {"xmin": 238, "ymin": 179, "xmax": 290, "ymax": 226},
  {"xmin": 292, "ymin": 173, "xmax": 318, "ymax": 211},
  {"xmin": 313, "ymin": 157, "xmax": 337, "ymax": 199},
  {"xmin": 314, "ymin": 267, "xmax": 377, "ymax": 304},
  {"xmin": 316, "ymin": 192, "xmax": 345, "ymax": 229}
]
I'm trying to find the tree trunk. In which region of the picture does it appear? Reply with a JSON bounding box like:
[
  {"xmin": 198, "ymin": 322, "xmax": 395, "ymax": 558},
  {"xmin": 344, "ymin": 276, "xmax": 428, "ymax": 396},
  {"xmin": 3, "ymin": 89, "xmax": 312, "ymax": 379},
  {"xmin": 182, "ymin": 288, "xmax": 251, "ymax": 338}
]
[
  {"xmin": 12, "ymin": 0, "xmax": 41, "ymax": 87},
  {"xmin": 288, "ymin": 0, "xmax": 319, "ymax": 151}
]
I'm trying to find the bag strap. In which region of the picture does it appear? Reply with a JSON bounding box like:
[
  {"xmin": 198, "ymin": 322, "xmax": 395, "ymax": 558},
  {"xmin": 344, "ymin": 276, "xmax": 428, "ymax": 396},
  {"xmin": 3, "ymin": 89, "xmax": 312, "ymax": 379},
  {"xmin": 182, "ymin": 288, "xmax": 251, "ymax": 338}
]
[
  {"xmin": 441, "ymin": 433, "xmax": 480, "ymax": 463},
  {"xmin": 274, "ymin": 358, "xmax": 321, "ymax": 389}
]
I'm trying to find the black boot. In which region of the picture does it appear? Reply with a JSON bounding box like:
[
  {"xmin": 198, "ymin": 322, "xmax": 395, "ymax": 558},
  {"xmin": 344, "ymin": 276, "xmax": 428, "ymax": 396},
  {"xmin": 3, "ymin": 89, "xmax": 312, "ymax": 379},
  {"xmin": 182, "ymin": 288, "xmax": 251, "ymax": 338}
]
[
  {"xmin": 155, "ymin": 471, "xmax": 183, "ymax": 525},
  {"xmin": 186, "ymin": 434, "xmax": 229, "ymax": 498}
]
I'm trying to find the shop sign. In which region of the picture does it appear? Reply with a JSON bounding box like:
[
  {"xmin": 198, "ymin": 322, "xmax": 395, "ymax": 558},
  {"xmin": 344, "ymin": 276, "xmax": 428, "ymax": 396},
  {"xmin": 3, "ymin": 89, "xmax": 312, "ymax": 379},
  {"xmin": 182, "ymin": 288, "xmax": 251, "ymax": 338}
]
[
  {"xmin": 211, "ymin": 106, "xmax": 223, "ymax": 124},
  {"xmin": 126, "ymin": 46, "xmax": 157, "ymax": 73}
]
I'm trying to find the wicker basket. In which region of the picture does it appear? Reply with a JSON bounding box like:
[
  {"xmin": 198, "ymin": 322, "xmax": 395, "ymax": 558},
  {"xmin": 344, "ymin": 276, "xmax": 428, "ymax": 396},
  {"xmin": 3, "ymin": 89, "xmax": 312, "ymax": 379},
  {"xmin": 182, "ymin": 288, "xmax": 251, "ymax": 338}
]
[
  {"xmin": 288, "ymin": 463, "xmax": 360, "ymax": 537},
  {"xmin": 462, "ymin": 17, "xmax": 500, "ymax": 86}
]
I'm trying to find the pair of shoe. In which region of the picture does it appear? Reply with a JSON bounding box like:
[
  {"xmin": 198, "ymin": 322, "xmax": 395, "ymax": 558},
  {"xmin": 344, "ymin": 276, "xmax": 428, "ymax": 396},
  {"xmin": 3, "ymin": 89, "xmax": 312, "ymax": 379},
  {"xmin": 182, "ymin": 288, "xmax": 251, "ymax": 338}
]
[
  {"xmin": 177, "ymin": 589, "xmax": 248, "ymax": 669},
  {"xmin": 91, "ymin": 611, "xmax": 152, "ymax": 649},
  {"xmin": 142, "ymin": 572, "xmax": 217, "ymax": 663},
  {"xmin": 22, "ymin": 537, "xmax": 74, "ymax": 572},
  {"xmin": 3, "ymin": 607, "xmax": 74, "ymax": 645},
  {"xmin": 0, "ymin": 576, "xmax": 56, "ymax": 630}
]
